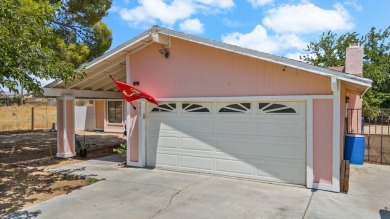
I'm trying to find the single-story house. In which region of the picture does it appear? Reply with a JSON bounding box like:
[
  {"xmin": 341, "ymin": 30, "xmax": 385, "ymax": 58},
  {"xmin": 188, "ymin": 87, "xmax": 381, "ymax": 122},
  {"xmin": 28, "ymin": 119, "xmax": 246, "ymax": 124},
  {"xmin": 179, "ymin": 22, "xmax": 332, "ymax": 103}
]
[{"xmin": 44, "ymin": 26, "xmax": 372, "ymax": 192}]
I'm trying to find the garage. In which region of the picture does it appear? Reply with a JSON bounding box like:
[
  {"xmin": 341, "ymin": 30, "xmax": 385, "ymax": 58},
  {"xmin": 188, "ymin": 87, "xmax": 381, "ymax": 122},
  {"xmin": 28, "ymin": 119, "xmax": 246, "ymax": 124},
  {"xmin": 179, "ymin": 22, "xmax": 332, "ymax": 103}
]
[
  {"xmin": 44, "ymin": 26, "xmax": 373, "ymax": 192},
  {"xmin": 146, "ymin": 101, "xmax": 306, "ymax": 185}
]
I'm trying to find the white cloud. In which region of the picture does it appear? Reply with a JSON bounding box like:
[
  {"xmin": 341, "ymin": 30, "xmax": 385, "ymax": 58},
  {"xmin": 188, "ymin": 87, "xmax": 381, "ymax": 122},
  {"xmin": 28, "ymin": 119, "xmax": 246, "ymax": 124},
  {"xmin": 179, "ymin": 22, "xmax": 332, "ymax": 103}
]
[
  {"xmin": 179, "ymin": 18, "xmax": 205, "ymax": 34},
  {"xmin": 221, "ymin": 25, "xmax": 307, "ymax": 54},
  {"xmin": 285, "ymin": 52, "xmax": 317, "ymax": 61},
  {"xmin": 262, "ymin": 3, "xmax": 354, "ymax": 34},
  {"xmin": 195, "ymin": 0, "xmax": 234, "ymax": 9},
  {"xmin": 119, "ymin": 0, "xmax": 234, "ymax": 27},
  {"xmin": 344, "ymin": 0, "xmax": 363, "ymax": 11},
  {"xmin": 285, "ymin": 52, "xmax": 304, "ymax": 61},
  {"xmin": 248, "ymin": 0, "xmax": 274, "ymax": 8}
]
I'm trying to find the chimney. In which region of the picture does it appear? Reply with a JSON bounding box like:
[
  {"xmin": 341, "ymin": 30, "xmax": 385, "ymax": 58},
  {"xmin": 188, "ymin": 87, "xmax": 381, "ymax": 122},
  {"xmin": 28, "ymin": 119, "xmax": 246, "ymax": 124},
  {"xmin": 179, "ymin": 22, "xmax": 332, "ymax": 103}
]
[{"xmin": 345, "ymin": 43, "xmax": 363, "ymax": 76}]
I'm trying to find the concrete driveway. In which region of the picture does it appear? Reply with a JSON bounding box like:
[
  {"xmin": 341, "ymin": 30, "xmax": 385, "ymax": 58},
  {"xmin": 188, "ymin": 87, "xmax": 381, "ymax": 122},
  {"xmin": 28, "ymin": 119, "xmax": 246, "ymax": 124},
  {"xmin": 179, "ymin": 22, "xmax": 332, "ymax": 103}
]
[{"xmin": 3, "ymin": 155, "xmax": 390, "ymax": 219}]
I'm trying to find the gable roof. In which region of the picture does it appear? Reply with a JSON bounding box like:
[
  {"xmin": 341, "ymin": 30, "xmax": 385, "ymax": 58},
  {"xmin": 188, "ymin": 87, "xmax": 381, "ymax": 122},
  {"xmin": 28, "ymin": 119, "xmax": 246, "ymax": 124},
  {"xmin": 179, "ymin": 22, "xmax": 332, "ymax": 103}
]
[{"xmin": 46, "ymin": 26, "xmax": 372, "ymax": 91}]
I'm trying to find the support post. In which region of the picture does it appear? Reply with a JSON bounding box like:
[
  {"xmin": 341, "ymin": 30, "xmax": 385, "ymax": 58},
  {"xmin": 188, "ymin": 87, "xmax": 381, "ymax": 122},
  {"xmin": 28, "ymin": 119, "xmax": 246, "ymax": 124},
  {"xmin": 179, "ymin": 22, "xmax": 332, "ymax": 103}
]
[
  {"xmin": 56, "ymin": 96, "xmax": 76, "ymax": 158},
  {"xmin": 332, "ymin": 80, "xmax": 341, "ymax": 192}
]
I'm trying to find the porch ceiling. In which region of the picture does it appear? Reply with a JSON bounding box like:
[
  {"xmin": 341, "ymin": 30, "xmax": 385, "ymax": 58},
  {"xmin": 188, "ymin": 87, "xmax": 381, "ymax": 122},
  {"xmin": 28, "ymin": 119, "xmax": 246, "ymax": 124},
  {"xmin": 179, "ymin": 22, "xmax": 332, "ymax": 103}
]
[{"xmin": 48, "ymin": 35, "xmax": 153, "ymax": 92}]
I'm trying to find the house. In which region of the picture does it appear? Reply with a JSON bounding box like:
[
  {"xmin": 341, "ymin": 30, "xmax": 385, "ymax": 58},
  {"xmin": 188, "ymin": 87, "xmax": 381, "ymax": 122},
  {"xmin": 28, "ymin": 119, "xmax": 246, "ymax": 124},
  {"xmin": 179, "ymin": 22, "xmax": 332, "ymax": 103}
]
[{"xmin": 44, "ymin": 26, "xmax": 372, "ymax": 192}]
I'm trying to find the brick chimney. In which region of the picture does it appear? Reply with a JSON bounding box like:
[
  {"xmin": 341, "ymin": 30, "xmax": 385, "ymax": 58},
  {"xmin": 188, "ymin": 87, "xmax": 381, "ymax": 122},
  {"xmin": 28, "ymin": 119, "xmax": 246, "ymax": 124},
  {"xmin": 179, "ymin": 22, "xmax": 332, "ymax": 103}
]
[{"xmin": 345, "ymin": 43, "xmax": 363, "ymax": 76}]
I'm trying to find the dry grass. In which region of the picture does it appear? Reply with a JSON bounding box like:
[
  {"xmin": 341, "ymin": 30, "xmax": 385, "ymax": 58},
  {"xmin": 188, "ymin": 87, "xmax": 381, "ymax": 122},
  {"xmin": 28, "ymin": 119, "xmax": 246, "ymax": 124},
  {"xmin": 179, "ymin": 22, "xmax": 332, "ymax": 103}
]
[{"xmin": 0, "ymin": 104, "xmax": 56, "ymax": 131}]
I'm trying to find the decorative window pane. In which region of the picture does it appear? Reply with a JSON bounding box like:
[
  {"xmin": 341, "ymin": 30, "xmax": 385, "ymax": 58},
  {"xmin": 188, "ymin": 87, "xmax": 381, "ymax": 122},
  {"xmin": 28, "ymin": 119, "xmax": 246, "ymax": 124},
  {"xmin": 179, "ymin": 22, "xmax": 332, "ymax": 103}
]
[
  {"xmin": 151, "ymin": 103, "xmax": 176, "ymax": 112},
  {"xmin": 258, "ymin": 103, "xmax": 296, "ymax": 114},
  {"xmin": 108, "ymin": 101, "xmax": 122, "ymax": 123},
  {"xmin": 182, "ymin": 103, "xmax": 210, "ymax": 113},
  {"xmin": 219, "ymin": 103, "xmax": 251, "ymax": 113}
]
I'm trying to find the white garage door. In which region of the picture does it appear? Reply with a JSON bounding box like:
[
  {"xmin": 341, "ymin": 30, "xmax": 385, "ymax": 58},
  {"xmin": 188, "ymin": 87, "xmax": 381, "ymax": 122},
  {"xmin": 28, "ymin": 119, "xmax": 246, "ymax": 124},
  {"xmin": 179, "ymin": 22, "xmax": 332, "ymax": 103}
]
[{"xmin": 146, "ymin": 101, "xmax": 306, "ymax": 185}]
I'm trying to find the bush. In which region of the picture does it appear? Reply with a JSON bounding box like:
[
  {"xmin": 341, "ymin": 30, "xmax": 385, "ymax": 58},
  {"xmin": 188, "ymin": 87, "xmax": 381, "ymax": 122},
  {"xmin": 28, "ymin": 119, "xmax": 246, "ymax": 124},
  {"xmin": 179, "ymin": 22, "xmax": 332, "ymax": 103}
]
[{"xmin": 113, "ymin": 143, "xmax": 126, "ymax": 157}]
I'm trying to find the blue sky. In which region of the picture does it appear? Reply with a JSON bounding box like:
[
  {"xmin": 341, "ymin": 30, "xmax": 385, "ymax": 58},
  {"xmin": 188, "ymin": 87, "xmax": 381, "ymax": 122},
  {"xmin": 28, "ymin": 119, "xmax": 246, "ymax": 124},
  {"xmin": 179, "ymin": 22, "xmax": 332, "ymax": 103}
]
[
  {"xmin": 8, "ymin": 0, "xmax": 386, "ymax": 91},
  {"xmin": 103, "ymin": 0, "xmax": 390, "ymax": 60}
]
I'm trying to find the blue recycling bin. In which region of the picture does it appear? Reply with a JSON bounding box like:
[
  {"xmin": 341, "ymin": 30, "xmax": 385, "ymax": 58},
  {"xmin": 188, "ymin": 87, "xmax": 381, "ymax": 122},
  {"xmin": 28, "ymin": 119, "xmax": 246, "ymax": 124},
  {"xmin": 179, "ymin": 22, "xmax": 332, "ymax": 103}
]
[{"xmin": 344, "ymin": 134, "xmax": 365, "ymax": 165}]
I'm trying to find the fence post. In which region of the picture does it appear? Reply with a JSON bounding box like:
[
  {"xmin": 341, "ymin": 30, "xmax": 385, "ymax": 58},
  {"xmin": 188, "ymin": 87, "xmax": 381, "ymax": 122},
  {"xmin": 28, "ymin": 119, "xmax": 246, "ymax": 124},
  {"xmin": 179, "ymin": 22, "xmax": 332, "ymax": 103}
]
[{"xmin": 31, "ymin": 107, "xmax": 34, "ymax": 131}]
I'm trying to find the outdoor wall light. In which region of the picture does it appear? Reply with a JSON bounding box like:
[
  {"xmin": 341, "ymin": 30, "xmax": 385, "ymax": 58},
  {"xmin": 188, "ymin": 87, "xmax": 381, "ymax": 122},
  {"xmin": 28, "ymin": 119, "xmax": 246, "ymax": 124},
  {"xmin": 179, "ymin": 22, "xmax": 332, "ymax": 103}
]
[
  {"xmin": 159, "ymin": 49, "xmax": 170, "ymax": 58},
  {"xmin": 282, "ymin": 65, "xmax": 288, "ymax": 71}
]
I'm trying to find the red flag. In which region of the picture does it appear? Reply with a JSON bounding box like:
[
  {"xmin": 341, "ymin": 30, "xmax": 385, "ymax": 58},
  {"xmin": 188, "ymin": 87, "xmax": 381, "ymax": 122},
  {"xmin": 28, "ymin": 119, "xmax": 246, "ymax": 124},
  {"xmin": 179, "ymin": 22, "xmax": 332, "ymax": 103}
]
[{"xmin": 110, "ymin": 76, "xmax": 158, "ymax": 105}]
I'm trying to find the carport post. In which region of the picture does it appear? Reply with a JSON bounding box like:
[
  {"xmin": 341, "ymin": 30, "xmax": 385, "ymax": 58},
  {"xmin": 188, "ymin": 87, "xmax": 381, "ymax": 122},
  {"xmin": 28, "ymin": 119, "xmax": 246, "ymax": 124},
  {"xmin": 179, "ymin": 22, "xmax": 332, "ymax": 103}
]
[{"xmin": 56, "ymin": 95, "xmax": 76, "ymax": 158}]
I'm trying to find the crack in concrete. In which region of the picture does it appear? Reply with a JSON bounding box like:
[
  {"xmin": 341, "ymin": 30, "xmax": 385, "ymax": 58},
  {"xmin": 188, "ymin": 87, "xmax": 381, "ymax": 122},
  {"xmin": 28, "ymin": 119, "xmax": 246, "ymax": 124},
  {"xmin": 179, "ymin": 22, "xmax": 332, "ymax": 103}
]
[
  {"xmin": 148, "ymin": 176, "xmax": 211, "ymax": 219},
  {"xmin": 110, "ymin": 180, "xmax": 181, "ymax": 191},
  {"xmin": 302, "ymin": 190, "xmax": 314, "ymax": 219}
]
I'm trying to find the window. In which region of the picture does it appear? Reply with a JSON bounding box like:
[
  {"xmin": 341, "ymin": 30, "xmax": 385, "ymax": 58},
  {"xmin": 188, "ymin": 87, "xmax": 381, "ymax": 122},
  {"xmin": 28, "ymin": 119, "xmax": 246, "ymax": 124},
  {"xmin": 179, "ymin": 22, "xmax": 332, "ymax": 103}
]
[
  {"xmin": 151, "ymin": 103, "xmax": 176, "ymax": 112},
  {"xmin": 219, "ymin": 103, "xmax": 251, "ymax": 113},
  {"xmin": 108, "ymin": 101, "xmax": 123, "ymax": 123},
  {"xmin": 258, "ymin": 103, "xmax": 297, "ymax": 114},
  {"xmin": 182, "ymin": 103, "xmax": 210, "ymax": 113}
]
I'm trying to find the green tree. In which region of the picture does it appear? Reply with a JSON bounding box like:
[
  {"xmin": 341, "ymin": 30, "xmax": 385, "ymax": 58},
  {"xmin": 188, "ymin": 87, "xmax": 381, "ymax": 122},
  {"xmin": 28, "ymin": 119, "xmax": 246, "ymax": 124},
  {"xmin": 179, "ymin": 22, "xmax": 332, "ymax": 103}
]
[
  {"xmin": 0, "ymin": 0, "xmax": 112, "ymax": 94},
  {"xmin": 302, "ymin": 26, "xmax": 390, "ymax": 117}
]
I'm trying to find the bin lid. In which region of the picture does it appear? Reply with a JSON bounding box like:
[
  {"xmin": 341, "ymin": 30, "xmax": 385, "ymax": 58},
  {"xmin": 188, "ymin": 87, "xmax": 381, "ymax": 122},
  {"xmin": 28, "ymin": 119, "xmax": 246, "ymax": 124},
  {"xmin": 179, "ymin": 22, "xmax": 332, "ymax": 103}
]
[{"xmin": 346, "ymin": 134, "xmax": 365, "ymax": 138}]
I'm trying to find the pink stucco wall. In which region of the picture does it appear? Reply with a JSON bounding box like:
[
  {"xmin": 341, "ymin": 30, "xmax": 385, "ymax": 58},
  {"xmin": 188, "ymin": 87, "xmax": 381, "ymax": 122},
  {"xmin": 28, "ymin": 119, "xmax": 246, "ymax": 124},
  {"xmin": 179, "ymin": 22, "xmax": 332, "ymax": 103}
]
[
  {"xmin": 313, "ymin": 99, "xmax": 333, "ymax": 184},
  {"xmin": 347, "ymin": 94, "xmax": 362, "ymax": 133},
  {"xmin": 130, "ymin": 105, "xmax": 138, "ymax": 162},
  {"xmin": 57, "ymin": 100, "xmax": 64, "ymax": 153},
  {"xmin": 66, "ymin": 100, "xmax": 75, "ymax": 154},
  {"xmin": 130, "ymin": 38, "xmax": 332, "ymax": 98}
]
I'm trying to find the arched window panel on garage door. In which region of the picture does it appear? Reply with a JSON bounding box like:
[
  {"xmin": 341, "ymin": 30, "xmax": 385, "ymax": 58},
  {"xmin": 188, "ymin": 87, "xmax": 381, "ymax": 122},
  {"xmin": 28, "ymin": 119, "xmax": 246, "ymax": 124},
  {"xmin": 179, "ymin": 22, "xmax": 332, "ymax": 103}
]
[
  {"xmin": 258, "ymin": 102, "xmax": 298, "ymax": 114},
  {"xmin": 182, "ymin": 103, "xmax": 211, "ymax": 113},
  {"xmin": 150, "ymin": 103, "xmax": 177, "ymax": 113},
  {"xmin": 218, "ymin": 103, "xmax": 251, "ymax": 113}
]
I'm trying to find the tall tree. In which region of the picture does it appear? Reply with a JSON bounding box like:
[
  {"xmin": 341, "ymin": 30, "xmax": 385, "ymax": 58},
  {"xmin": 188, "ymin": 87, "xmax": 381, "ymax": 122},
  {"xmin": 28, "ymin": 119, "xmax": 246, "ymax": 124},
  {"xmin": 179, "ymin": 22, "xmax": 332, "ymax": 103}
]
[
  {"xmin": 0, "ymin": 0, "xmax": 112, "ymax": 94},
  {"xmin": 302, "ymin": 26, "xmax": 390, "ymax": 117}
]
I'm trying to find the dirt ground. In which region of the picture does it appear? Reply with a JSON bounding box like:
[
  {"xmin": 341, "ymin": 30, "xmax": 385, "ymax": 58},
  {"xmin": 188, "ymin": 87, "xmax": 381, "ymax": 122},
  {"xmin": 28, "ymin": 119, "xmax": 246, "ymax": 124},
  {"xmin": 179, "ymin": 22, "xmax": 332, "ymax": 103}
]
[{"xmin": 0, "ymin": 130, "xmax": 126, "ymax": 216}]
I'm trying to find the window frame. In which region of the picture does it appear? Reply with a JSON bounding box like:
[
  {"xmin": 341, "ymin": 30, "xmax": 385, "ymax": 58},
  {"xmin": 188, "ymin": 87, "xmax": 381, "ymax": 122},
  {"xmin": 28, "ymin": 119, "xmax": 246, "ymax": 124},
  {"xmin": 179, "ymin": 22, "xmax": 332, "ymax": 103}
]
[{"xmin": 107, "ymin": 101, "xmax": 123, "ymax": 124}]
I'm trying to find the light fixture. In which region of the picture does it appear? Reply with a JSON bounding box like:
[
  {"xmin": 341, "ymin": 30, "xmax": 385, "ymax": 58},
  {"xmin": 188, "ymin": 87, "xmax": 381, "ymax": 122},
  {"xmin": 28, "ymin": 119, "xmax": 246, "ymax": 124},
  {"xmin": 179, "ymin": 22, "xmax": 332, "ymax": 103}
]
[
  {"xmin": 159, "ymin": 49, "xmax": 170, "ymax": 58},
  {"xmin": 282, "ymin": 65, "xmax": 287, "ymax": 71}
]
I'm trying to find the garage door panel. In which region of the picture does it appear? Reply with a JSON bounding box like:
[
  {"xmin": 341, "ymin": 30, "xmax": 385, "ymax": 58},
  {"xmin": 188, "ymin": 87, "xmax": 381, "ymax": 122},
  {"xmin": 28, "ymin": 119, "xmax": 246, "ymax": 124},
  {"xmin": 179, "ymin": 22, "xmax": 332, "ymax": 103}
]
[
  {"xmin": 147, "ymin": 119, "xmax": 180, "ymax": 131},
  {"xmin": 252, "ymin": 136, "xmax": 304, "ymax": 145},
  {"xmin": 215, "ymin": 159, "xmax": 253, "ymax": 175},
  {"xmin": 255, "ymin": 163, "xmax": 304, "ymax": 184},
  {"xmin": 181, "ymin": 155, "xmax": 213, "ymax": 170},
  {"xmin": 155, "ymin": 136, "xmax": 179, "ymax": 149},
  {"xmin": 156, "ymin": 153, "xmax": 179, "ymax": 167},
  {"xmin": 216, "ymin": 121, "xmax": 255, "ymax": 135},
  {"xmin": 256, "ymin": 143, "xmax": 303, "ymax": 159},
  {"xmin": 180, "ymin": 119, "xmax": 213, "ymax": 133},
  {"xmin": 255, "ymin": 122, "xmax": 304, "ymax": 137},
  {"xmin": 181, "ymin": 137, "xmax": 214, "ymax": 151},
  {"xmin": 215, "ymin": 140, "xmax": 254, "ymax": 155}
]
